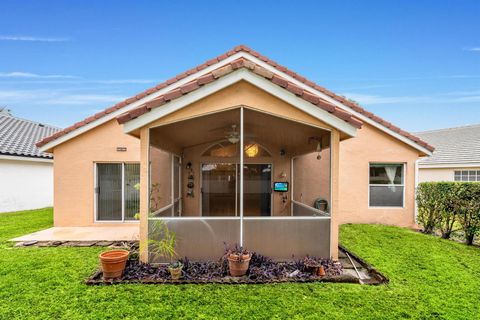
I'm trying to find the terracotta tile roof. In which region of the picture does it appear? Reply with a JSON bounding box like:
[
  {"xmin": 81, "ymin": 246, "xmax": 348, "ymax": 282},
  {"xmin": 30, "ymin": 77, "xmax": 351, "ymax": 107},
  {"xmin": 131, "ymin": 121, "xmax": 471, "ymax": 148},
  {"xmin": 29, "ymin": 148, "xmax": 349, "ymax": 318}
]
[
  {"xmin": 36, "ymin": 45, "xmax": 434, "ymax": 152},
  {"xmin": 116, "ymin": 58, "xmax": 363, "ymax": 129}
]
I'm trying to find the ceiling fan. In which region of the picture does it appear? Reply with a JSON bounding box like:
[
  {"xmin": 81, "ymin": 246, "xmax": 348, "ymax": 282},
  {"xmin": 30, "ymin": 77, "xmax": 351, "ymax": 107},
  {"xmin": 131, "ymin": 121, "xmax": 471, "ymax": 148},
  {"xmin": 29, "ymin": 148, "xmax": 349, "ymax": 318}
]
[
  {"xmin": 225, "ymin": 124, "xmax": 240, "ymax": 144},
  {"xmin": 223, "ymin": 124, "xmax": 257, "ymax": 144}
]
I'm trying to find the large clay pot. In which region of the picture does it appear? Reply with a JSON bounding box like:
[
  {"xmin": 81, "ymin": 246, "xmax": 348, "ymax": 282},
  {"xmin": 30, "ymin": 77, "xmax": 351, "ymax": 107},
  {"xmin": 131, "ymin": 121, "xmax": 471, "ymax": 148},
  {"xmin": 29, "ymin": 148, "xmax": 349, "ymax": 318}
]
[
  {"xmin": 227, "ymin": 253, "xmax": 251, "ymax": 277},
  {"xmin": 99, "ymin": 250, "xmax": 129, "ymax": 280}
]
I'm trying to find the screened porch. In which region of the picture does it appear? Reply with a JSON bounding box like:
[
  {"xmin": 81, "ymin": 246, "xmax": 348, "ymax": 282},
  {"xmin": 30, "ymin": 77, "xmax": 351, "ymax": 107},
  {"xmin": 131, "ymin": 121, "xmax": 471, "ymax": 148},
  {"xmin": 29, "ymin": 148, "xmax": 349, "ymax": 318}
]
[{"xmin": 143, "ymin": 106, "xmax": 336, "ymax": 262}]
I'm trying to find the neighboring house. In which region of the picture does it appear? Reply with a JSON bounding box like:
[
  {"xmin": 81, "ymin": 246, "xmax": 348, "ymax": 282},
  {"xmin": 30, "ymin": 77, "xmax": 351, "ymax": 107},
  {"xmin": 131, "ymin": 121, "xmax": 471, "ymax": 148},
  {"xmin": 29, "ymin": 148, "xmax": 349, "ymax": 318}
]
[
  {"xmin": 37, "ymin": 45, "xmax": 434, "ymax": 261},
  {"xmin": 0, "ymin": 108, "xmax": 60, "ymax": 212},
  {"xmin": 416, "ymin": 124, "xmax": 480, "ymax": 183}
]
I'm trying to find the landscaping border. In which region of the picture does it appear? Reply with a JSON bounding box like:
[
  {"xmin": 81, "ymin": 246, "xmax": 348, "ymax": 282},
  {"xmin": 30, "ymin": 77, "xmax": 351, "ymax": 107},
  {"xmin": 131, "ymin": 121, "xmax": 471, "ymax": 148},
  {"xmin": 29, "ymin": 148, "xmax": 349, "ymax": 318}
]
[{"xmin": 85, "ymin": 246, "xmax": 388, "ymax": 286}]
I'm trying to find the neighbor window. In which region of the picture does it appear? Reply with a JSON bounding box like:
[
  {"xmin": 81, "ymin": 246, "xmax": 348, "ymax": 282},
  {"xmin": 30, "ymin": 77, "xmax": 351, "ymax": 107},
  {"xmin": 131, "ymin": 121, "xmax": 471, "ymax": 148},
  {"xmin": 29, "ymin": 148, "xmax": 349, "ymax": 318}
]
[
  {"xmin": 95, "ymin": 163, "xmax": 140, "ymax": 221},
  {"xmin": 369, "ymin": 163, "xmax": 404, "ymax": 207},
  {"xmin": 454, "ymin": 170, "xmax": 480, "ymax": 182}
]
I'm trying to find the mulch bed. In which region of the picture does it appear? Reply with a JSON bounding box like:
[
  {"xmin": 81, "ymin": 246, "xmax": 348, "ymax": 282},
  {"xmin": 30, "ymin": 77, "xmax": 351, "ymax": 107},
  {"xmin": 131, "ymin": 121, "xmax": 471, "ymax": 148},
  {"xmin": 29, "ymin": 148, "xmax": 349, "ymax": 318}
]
[{"xmin": 86, "ymin": 252, "xmax": 368, "ymax": 285}]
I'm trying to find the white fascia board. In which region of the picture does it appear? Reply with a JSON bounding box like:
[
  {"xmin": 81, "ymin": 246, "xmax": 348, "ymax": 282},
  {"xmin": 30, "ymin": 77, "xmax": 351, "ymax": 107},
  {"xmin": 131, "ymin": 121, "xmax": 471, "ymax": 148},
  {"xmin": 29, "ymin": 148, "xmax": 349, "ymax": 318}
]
[
  {"xmin": 0, "ymin": 154, "xmax": 53, "ymax": 163},
  {"xmin": 236, "ymin": 52, "xmax": 433, "ymax": 156},
  {"xmin": 123, "ymin": 69, "xmax": 358, "ymax": 137},
  {"xmin": 38, "ymin": 52, "xmax": 247, "ymax": 153},
  {"xmin": 418, "ymin": 162, "xmax": 480, "ymax": 169}
]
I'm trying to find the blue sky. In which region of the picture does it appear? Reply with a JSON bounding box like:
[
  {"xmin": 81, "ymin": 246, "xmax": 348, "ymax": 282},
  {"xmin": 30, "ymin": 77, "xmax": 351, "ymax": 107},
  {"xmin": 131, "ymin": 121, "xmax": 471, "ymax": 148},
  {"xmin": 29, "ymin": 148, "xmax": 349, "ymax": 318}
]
[{"xmin": 0, "ymin": 0, "xmax": 479, "ymax": 132}]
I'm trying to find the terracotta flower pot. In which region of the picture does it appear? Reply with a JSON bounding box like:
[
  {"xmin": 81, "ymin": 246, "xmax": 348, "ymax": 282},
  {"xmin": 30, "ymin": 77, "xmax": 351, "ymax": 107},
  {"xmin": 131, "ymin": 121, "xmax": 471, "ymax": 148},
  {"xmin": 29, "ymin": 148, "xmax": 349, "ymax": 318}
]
[
  {"xmin": 317, "ymin": 265, "xmax": 326, "ymax": 277},
  {"xmin": 99, "ymin": 250, "xmax": 129, "ymax": 280},
  {"xmin": 169, "ymin": 264, "xmax": 183, "ymax": 280},
  {"xmin": 227, "ymin": 253, "xmax": 251, "ymax": 277}
]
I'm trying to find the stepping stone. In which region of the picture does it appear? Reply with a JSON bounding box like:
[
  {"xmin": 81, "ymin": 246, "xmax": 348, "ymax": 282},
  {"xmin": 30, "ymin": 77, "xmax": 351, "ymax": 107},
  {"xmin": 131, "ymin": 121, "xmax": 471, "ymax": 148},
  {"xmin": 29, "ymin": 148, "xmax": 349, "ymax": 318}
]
[
  {"xmin": 95, "ymin": 241, "xmax": 114, "ymax": 247},
  {"xmin": 23, "ymin": 240, "xmax": 38, "ymax": 246},
  {"xmin": 75, "ymin": 241, "xmax": 97, "ymax": 247}
]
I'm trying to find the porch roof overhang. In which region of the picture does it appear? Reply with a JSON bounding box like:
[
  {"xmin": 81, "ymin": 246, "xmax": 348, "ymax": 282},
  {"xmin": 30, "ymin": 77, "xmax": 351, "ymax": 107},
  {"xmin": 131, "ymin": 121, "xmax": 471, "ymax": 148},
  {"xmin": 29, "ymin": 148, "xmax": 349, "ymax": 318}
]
[{"xmin": 118, "ymin": 64, "xmax": 361, "ymax": 139}]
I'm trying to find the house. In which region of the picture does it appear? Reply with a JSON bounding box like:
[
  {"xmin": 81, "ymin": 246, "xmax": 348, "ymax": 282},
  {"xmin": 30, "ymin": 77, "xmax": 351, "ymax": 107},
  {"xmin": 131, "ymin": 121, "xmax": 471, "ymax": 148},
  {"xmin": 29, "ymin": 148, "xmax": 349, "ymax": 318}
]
[
  {"xmin": 416, "ymin": 124, "xmax": 480, "ymax": 183},
  {"xmin": 0, "ymin": 108, "xmax": 59, "ymax": 212},
  {"xmin": 36, "ymin": 45, "xmax": 434, "ymax": 262}
]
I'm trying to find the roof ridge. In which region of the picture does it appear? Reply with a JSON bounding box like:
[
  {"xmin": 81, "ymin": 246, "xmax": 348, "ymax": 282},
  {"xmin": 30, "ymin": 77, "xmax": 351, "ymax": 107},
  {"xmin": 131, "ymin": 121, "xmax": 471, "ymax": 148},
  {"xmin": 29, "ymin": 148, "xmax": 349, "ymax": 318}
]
[{"xmin": 36, "ymin": 44, "xmax": 434, "ymax": 153}]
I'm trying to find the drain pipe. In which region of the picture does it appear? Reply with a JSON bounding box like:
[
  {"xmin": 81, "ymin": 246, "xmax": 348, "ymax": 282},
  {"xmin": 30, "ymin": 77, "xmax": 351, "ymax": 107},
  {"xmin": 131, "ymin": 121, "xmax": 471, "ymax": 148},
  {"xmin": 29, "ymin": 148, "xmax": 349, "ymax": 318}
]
[{"xmin": 345, "ymin": 251, "xmax": 364, "ymax": 285}]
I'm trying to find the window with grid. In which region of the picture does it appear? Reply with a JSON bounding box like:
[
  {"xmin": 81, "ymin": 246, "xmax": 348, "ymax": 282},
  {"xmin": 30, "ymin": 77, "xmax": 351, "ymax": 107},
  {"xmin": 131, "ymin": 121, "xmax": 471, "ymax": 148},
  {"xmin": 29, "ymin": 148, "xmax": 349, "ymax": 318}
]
[{"xmin": 454, "ymin": 170, "xmax": 480, "ymax": 182}]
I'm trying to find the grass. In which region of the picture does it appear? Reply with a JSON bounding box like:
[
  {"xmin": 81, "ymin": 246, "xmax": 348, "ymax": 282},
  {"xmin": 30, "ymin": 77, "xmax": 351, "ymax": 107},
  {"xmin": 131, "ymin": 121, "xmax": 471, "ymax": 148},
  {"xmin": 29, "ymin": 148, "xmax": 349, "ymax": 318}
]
[{"xmin": 0, "ymin": 209, "xmax": 479, "ymax": 319}]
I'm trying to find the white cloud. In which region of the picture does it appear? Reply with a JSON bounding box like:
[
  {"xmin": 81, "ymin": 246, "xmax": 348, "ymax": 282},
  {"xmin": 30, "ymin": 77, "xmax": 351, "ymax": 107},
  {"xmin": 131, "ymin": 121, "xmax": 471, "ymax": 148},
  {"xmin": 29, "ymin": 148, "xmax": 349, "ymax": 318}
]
[
  {"xmin": 0, "ymin": 72, "xmax": 80, "ymax": 79},
  {"xmin": 0, "ymin": 89, "xmax": 125, "ymax": 105},
  {"xmin": 0, "ymin": 71, "xmax": 158, "ymax": 84},
  {"xmin": 343, "ymin": 90, "xmax": 480, "ymax": 105},
  {"xmin": 0, "ymin": 35, "xmax": 69, "ymax": 42}
]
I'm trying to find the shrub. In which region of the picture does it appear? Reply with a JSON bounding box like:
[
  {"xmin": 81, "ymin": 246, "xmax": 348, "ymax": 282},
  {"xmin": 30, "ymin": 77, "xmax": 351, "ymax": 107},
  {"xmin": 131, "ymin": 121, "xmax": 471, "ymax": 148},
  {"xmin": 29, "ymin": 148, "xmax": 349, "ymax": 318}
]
[
  {"xmin": 454, "ymin": 183, "xmax": 480, "ymax": 245},
  {"xmin": 416, "ymin": 182, "xmax": 480, "ymax": 244},
  {"xmin": 416, "ymin": 182, "xmax": 445, "ymax": 234}
]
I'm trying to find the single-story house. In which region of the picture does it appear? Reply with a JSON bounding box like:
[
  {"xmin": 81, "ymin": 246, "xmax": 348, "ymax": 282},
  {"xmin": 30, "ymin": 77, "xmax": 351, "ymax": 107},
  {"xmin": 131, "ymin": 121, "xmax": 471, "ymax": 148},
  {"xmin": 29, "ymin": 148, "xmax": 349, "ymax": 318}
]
[
  {"xmin": 37, "ymin": 45, "xmax": 434, "ymax": 262},
  {"xmin": 416, "ymin": 124, "xmax": 480, "ymax": 182},
  {"xmin": 0, "ymin": 108, "xmax": 59, "ymax": 212}
]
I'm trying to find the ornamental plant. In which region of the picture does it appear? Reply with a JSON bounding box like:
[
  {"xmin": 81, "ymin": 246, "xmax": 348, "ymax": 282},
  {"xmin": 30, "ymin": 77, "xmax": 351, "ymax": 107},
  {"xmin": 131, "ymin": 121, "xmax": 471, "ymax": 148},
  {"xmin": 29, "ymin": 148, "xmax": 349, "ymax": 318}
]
[{"xmin": 416, "ymin": 182, "xmax": 480, "ymax": 244}]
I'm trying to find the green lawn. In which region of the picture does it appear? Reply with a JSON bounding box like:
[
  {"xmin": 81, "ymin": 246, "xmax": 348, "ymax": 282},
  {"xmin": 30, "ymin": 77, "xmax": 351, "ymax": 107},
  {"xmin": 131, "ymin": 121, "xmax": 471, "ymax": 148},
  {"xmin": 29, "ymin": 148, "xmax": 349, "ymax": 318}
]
[{"xmin": 0, "ymin": 209, "xmax": 479, "ymax": 319}]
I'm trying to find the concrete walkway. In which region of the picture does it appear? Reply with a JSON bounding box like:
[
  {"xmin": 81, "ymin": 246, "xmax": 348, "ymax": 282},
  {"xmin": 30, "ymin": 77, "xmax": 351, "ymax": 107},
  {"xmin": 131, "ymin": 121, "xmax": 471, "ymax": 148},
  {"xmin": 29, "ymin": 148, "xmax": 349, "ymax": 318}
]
[{"xmin": 11, "ymin": 226, "xmax": 139, "ymax": 242}]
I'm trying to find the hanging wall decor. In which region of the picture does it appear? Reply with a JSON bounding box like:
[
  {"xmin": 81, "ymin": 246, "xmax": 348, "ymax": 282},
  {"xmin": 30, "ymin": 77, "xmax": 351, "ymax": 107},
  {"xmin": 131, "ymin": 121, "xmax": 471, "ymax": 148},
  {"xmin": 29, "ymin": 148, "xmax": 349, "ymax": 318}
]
[{"xmin": 186, "ymin": 162, "xmax": 194, "ymax": 198}]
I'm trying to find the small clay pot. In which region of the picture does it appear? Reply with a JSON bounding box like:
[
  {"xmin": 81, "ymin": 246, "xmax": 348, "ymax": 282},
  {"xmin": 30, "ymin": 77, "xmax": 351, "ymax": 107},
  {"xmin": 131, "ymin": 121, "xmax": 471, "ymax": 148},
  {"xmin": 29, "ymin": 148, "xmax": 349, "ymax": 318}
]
[
  {"xmin": 227, "ymin": 253, "xmax": 251, "ymax": 277},
  {"xmin": 169, "ymin": 264, "xmax": 183, "ymax": 280},
  {"xmin": 99, "ymin": 250, "xmax": 129, "ymax": 280},
  {"xmin": 317, "ymin": 265, "xmax": 326, "ymax": 277}
]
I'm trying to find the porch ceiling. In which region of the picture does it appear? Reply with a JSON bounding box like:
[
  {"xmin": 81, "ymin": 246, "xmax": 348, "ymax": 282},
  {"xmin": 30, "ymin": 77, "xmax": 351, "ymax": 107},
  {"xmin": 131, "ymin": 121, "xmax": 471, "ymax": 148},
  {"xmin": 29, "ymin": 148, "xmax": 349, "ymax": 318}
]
[{"xmin": 150, "ymin": 107, "xmax": 330, "ymax": 156}]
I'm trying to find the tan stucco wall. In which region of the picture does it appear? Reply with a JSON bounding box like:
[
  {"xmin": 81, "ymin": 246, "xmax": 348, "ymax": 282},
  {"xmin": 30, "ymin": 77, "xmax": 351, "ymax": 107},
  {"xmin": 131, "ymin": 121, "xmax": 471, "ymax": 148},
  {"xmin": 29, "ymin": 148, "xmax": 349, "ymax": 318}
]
[
  {"xmin": 418, "ymin": 167, "xmax": 480, "ymax": 183},
  {"xmin": 338, "ymin": 123, "xmax": 420, "ymax": 228},
  {"xmin": 51, "ymin": 81, "xmax": 423, "ymax": 234},
  {"xmin": 52, "ymin": 120, "xmax": 141, "ymax": 227},
  {"xmin": 292, "ymin": 148, "xmax": 331, "ymax": 208},
  {"xmin": 146, "ymin": 81, "xmax": 337, "ymax": 135}
]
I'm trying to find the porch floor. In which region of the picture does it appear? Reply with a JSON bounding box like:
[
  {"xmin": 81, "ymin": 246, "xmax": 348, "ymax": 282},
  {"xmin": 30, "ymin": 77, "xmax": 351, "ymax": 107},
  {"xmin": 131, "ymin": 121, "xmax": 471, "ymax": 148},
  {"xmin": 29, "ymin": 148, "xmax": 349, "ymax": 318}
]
[{"xmin": 11, "ymin": 226, "xmax": 139, "ymax": 243}]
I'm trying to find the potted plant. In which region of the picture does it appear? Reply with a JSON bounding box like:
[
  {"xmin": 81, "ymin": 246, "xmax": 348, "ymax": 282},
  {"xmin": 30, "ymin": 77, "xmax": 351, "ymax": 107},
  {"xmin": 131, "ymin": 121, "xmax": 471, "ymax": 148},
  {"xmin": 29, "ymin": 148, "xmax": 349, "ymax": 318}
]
[
  {"xmin": 149, "ymin": 220, "xmax": 183, "ymax": 280},
  {"xmin": 225, "ymin": 244, "xmax": 251, "ymax": 277},
  {"xmin": 303, "ymin": 256, "xmax": 321, "ymax": 275},
  {"xmin": 99, "ymin": 249, "xmax": 129, "ymax": 280}
]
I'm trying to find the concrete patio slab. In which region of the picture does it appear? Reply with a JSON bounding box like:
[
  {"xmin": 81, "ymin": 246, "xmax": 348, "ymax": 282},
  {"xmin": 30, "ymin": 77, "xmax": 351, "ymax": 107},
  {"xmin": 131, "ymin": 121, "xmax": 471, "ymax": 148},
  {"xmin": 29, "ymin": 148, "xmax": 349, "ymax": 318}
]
[{"xmin": 11, "ymin": 226, "xmax": 139, "ymax": 242}]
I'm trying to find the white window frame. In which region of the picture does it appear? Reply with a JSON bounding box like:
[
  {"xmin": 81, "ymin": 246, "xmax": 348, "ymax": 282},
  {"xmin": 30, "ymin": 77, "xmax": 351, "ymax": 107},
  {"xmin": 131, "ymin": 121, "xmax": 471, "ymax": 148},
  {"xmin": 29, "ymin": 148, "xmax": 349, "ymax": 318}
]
[
  {"xmin": 454, "ymin": 169, "xmax": 480, "ymax": 182},
  {"xmin": 94, "ymin": 162, "xmax": 140, "ymax": 223},
  {"xmin": 368, "ymin": 162, "xmax": 406, "ymax": 209}
]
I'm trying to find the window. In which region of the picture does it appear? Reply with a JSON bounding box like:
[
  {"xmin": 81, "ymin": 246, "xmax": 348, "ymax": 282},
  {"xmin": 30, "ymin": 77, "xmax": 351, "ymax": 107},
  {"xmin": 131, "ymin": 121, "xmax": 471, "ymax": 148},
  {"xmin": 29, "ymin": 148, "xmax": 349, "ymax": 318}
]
[
  {"xmin": 202, "ymin": 140, "xmax": 271, "ymax": 158},
  {"xmin": 369, "ymin": 163, "xmax": 404, "ymax": 207},
  {"xmin": 454, "ymin": 170, "xmax": 480, "ymax": 182},
  {"xmin": 96, "ymin": 163, "xmax": 140, "ymax": 221}
]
